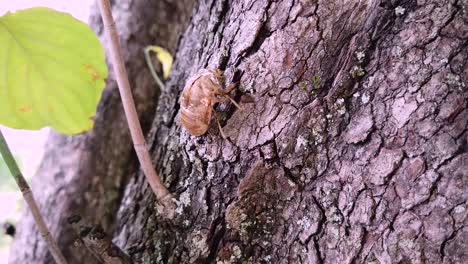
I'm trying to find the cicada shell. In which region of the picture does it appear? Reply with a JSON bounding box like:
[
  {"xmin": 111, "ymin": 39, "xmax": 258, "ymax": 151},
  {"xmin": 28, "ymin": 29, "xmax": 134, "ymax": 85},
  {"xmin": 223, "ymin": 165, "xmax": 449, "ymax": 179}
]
[
  {"xmin": 180, "ymin": 69, "xmax": 223, "ymax": 136},
  {"xmin": 180, "ymin": 69, "xmax": 240, "ymax": 138}
]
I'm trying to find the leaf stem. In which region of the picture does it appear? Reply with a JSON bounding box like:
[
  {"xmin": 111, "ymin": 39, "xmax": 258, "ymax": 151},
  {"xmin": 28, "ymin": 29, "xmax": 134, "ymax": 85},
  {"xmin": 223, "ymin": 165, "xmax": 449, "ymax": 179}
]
[
  {"xmin": 0, "ymin": 130, "xmax": 67, "ymax": 264},
  {"xmin": 144, "ymin": 47, "xmax": 166, "ymax": 91},
  {"xmin": 97, "ymin": 0, "xmax": 175, "ymax": 217}
]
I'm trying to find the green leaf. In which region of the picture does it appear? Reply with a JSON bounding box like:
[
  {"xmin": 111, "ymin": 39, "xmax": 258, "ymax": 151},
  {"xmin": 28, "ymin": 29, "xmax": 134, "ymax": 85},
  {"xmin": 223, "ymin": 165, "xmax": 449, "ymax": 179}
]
[
  {"xmin": 0, "ymin": 7, "xmax": 107, "ymax": 134},
  {"xmin": 148, "ymin": 46, "xmax": 173, "ymax": 79}
]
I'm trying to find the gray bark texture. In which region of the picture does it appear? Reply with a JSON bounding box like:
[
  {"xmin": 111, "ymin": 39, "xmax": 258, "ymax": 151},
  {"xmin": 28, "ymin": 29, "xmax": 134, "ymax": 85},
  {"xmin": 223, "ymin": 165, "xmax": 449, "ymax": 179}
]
[
  {"xmin": 8, "ymin": 0, "xmax": 194, "ymax": 263},
  {"xmin": 10, "ymin": 0, "xmax": 468, "ymax": 263},
  {"xmin": 113, "ymin": 0, "xmax": 468, "ymax": 263}
]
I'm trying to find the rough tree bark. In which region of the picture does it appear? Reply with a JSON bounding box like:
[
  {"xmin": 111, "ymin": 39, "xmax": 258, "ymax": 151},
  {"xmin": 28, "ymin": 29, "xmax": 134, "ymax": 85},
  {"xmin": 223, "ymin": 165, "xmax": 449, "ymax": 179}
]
[
  {"xmin": 12, "ymin": 0, "xmax": 468, "ymax": 263},
  {"xmin": 9, "ymin": 0, "xmax": 194, "ymax": 263},
  {"xmin": 113, "ymin": 0, "xmax": 468, "ymax": 263}
]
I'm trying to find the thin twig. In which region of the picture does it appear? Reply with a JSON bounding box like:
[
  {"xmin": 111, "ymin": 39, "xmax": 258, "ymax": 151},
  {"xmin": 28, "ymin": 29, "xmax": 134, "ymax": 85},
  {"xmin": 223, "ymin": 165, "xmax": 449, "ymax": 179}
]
[
  {"xmin": 0, "ymin": 130, "xmax": 67, "ymax": 264},
  {"xmin": 144, "ymin": 47, "xmax": 166, "ymax": 91},
  {"xmin": 97, "ymin": 0, "xmax": 175, "ymax": 217}
]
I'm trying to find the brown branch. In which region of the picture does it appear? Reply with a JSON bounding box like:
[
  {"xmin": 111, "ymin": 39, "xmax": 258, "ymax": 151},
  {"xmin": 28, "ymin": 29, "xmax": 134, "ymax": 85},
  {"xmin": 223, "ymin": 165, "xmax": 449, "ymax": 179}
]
[
  {"xmin": 0, "ymin": 130, "xmax": 67, "ymax": 264},
  {"xmin": 67, "ymin": 215, "xmax": 132, "ymax": 264},
  {"xmin": 96, "ymin": 0, "xmax": 175, "ymax": 218}
]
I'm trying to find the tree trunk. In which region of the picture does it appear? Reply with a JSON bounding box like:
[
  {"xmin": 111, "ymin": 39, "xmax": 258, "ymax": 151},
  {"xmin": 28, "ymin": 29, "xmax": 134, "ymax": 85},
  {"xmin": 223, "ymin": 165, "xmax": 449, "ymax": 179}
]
[
  {"xmin": 9, "ymin": 0, "xmax": 194, "ymax": 263},
  {"xmin": 112, "ymin": 0, "xmax": 468, "ymax": 263},
  {"xmin": 12, "ymin": 0, "xmax": 468, "ymax": 263}
]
